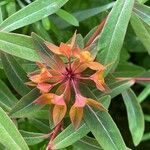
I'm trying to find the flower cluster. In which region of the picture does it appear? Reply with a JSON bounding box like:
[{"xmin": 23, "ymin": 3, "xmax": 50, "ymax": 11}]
[{"xmin": 27, "ymin": 32, "xmax": 109, "ymax": 128}]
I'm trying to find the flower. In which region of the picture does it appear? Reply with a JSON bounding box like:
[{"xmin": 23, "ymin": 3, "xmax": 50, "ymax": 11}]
[
  {"xmin": 70, "ymin": 93, "xmax": 107, "ymax": 128},
  {"xmin": 28, "ymin": 31, "xmax": 109, "ymax": 128}
]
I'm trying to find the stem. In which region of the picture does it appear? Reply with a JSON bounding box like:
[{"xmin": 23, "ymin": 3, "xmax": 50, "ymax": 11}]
[
  {"xmin": 72, "ymin": 80, "xmax": 80, "ymax": 94},
  {"xmin": 116, "ymin": 77, "xmax": 150, "ymax": 81},
  {"xmin": 85, "ymin": 16, "xmax": 107, "ymax": 47},
  {"xmin": 46, "ymin": 122, "xmax": 62, "ymax": 150}
]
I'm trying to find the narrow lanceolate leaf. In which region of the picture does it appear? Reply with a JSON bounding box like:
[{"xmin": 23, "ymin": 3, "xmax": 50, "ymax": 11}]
[
  {"xmin": 0, "ymin": 6, "xmax": 2, "ymax": 23},
  {"xmin": 130, "ymin": 13, "xmax": 150, "ymax": 55},
  {"xmin": 84, "ymin": 106, "xmax": 126, "ymax": 150},
  {"xmin": 97, "ymin": 0, "xmax": 135, "ymax": 74},
  {"xmin": 20, "ymin": 130, "xmax": 47, "ymax": 145},
  {"xmin": 29, "ymin": 118, "xmax": 50, "ymax": 133},
  {"xmin": 31, "ymin": 33, "xmax": 58, "ymax": 68},
  {"xmin": 54, "ymin": 2, "xmax": 114, "ymax": 29},
  {"xmin": 73, "ymin": 136, "xmax": 103, "ymax": 150},
  {"xmin": 0, "ymin": 79, "xmax": 18, "ymax": 111},
  {"xmin": 133, "ymin": 3, "xmax": 150, "ymax": 26},
  {"xmin": 0, "ymin": 0, "xmax": 69, "ymax": 32},
  {"xmin": 93, "ymin": 79, "xmax": 135, "ymax": 99},
  {"xmin": 0, "ymin": 32, "xmax": 40, "ymax": 61},
  {"xmin": 122, "ymin": 89, "xmax": 144, "ymax": 146},
  {"xmin": 138, "ymin": 84, "xmax": 150, "ymax": 103},
  {"xmin": 113, "ymin": 62, "xmax": 145, "ymax": 77},
  {"xmin": 9, "ymin": 89, "xmax": 43, "ymax": 118},
  {"xmin": 142, "ymin": 132, "xmax": 150, "ymax": 141},
  {"xmin": 0, "ymin": 108, "xmax": 29, "ymax": 150},
  {"xmin": 56, "ymin": 9, "xmax": 79, "ymax": 26},
  {"xmin": 1, "ymin": 53, "xmax": 31, "ymax": 96},
  {"xmin": 53, "ymin": 96, "xmax": 111, "ymax": 149}
]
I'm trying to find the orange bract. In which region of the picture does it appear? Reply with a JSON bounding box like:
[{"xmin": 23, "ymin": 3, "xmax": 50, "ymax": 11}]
[{"xmin": 28, "ymin": 31, "xmax": 109, "ymax": 128}]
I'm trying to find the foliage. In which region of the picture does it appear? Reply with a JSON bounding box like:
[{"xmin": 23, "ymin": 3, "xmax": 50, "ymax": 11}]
[{"xmin": 0, "ymin": 0, "xmax": 150, "ymax": 150}]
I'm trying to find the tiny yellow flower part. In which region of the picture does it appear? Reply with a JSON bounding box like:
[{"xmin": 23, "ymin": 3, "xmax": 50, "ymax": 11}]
[{"xmin": 28, "ymin": 31, "xmax": 109, "ymax": 128}]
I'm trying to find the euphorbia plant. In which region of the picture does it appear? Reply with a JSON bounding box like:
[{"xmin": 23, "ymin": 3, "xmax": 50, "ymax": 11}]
[
  {"xmin": 27, "ymin": 27, "xmax": 110, "ymax": 148},
  {"xmin": 0, "ymin": 0, "xmax": 150, "ymax": 150}
]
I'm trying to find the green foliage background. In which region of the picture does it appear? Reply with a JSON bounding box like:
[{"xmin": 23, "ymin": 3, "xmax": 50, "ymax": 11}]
[{"xmin": 0, "ymin": 0, "xmax": 149, "ymax": 150}]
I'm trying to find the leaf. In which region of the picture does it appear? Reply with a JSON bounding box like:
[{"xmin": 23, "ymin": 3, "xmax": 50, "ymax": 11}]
[
  {"xmin": 54, "ymin": 2, "xmax": 114, "ymax": 29},
  {"xmin": 32, "ymin": 21, "xmax": 53, "ymax": 42},
  {"xmin": 73, "ymin": 136, "xmax": 102, "ymax": 150},
  {"xmin": 138, "ymin": 0, "xmax": 149, "ymax": 4},
  {"xmin": 130, "ymin": 13, "xmax": 150, "ymax": 55},
  {"xmin": 53, "ymin": 95, "xmax": 111, "ymax": 149},
  {"xmin": 0, "ymin": 0, "xmax": 69, "ymax": 32},
  {"xmin": 122, "ymin": 88, "xmax": 144, "ymax": 146},
  {"xmin": 29, "ymin": 118, "xmax": 50, "ymax": 133},
  {"xmin": 84, "ymin": 107, "xmax": 126, "ymax": 150},
  {"xmin": 0, "ymin": 32, "xmax": 40, "ymax": 61},
  {"xmin": 133, "ymin": 3, "xmax": 150, "ymax": 26},
  {"xmin": 113, "ymin": 62, "xmax": 145, "ymax": 77},
  {"xmin": 1, "ymin": 53, "xmax": 31, "ymax": 96},
  {"xmin": 138, "ymin": 84, "xmax": 150, "ymax": 103},
  {"xmin": 93, "ymin": 79, "xmax": 134, "ymax": 99},
  {"xmin": 20, "ymin": 130, "xmax": 47, "ymax": 145},
  {"xmin": 56, "ymin": 9, "xmax": 79, "ymax": 26},
  {"xmin": 144, "ymin": 115, "xmax": 150, "ymax": 122},
  {"xmin": 0, "ymin": 79, "xmax": 18, "ymax": 111},
  {"xmin": 9, "ymin": 88, "xmax": 43, "ymax": 118},
  {"xmin": 28, "ymin": 109, "xmax": 49, "ymax": 120},
  {"xmin": 0, "ymin": 6, "xmax": 2, "ymax": 23},
  {"xmin": 97, "ymin": 0, "xmax": 135, "ymax": 74},
  {"xmin": 142, "ymin": 132, "xmax": 150, "ymax": 141},
  {"xmin": 0, "ymin": 107, "xmax": 29, "ymax": 150},
  {"xmin": 31, "ymin": 32, "xmax": 58, "ymax": 68}
]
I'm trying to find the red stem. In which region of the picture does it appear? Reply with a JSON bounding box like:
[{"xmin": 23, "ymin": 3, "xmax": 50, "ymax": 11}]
[
  {"xmin": 46, "ymin": 122, "xmax": 62, "ymax": 150},
  {"xmin": 85, "ymin": 16, "xmax": 108, "ymax": 47},
  {"xmin": 116, "ymin": 77, "xmax": 150, "ymax": 81}
]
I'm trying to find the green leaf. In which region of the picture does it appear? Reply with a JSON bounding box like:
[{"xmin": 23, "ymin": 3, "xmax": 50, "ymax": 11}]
[
  {"xmin": 56, "ymin": 9, "xmax": 79, "ymax": 26},
  {"xmin": 1, "ymin": 53, "xmax": 31, "ymax": 96},
  {"xmin": 84, "ymin": 106, "xmax": 126, "ymax": 150},
  {"xmin": 29, "ymin": 109, "xmax": 49, "ymax": 120},
  {"xmin": 138, "ymin": 0, "xmax": 149, "ymax": 3},
  {"xmin": 0, "ymin": 107, "xmax": 29, "ymax": 150},
  {"xmin": 33, "ymin": 21, "xmax": 53, "ymax": 42},
  {"xmin": 0, "ymin": 0, "xmax": 69, "ymax": 32},
  {"xmin": 113, "ymin": 62, "xmax": 145, "ymax": 77},
  {"xmin": 142, "ymin": 132, "xmax": 150, "ymax": 141},
  {"xmin": 29, "ymin": 118, "xmax": 50, "ymax": 133},
  {"xmin": 144, "ymin": 115, "xmax": 150, "ymax": 122},
  {"xmin": 41, "ymin": 17, "xmax": 51, "ymax": 31},
  {"xmin": 0, "ymin": 6, "xmax": 3, "ymax": 23},
  {"xmin": 53, "ymin": 95, "xmax": 111, "ymax": 149},
  {"xmin": 73, "ymin": 136, "xmax": 102, "ymax": 150},
  {"xmin": 93, "ymin": 79, "xmax": 134, "ymax": 99},
  {"xmin": 20, "ymin": 130, "xmax": 47, "ymax": 145},
  {"xmin": 9, "ymin": 89, "xmax": 43, "ymax": 118},
  {"xmin": 133, "ymin": 3, "xmax": 150, "ymax": 26},
  {"xmin": 6, "ymin": 1, "xmax": 16, "ymax": 16},
  {"xmin": 130, "ymin": 13, "xmax": 150, "ymax": 55},
  {"xmin": 97, "ymin": 0, "xmax": 135, "ymax": 74},
  {"xmin": 122, "ymin": 89, "xmax": 144, "ymax": 146},
  {"xmin": 53, "ymin": 123, "xmax": 89, "ymax": 149},
  {"xmin": 0, "ymin": 79, "xmax": 18, "ymax": 111},
  {"xmin": 54, "ymin": 2, "xmax": 114, "ymax": 29},
  {"xmin": 0, "ymin": 32, "xmax": 40, "ymax": 61},
  {"xmin": 138, "ymin": 84, "xmax": 150, "ymax": 103},
  {"xmin": 31, "ymin": 32, "xmax": 59, "ymax": 68}
]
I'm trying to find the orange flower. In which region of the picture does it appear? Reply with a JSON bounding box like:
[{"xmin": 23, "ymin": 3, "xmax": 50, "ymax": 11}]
[
  {"xmin": 70, "ymin": 93, "xmax": 107, "ymax": 128},
  {"xmin": 34, "ymin": 93, "xmax": 67, "ymax": 126},
  {"xmin": 28, "ymin": 31, "xmax": 109, "ymax": 127}
]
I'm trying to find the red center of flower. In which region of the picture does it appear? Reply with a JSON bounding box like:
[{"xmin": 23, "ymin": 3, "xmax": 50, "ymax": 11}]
[{"xmin": 64, "ymin": 67, "xmax": 76, "ymax": 81}]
